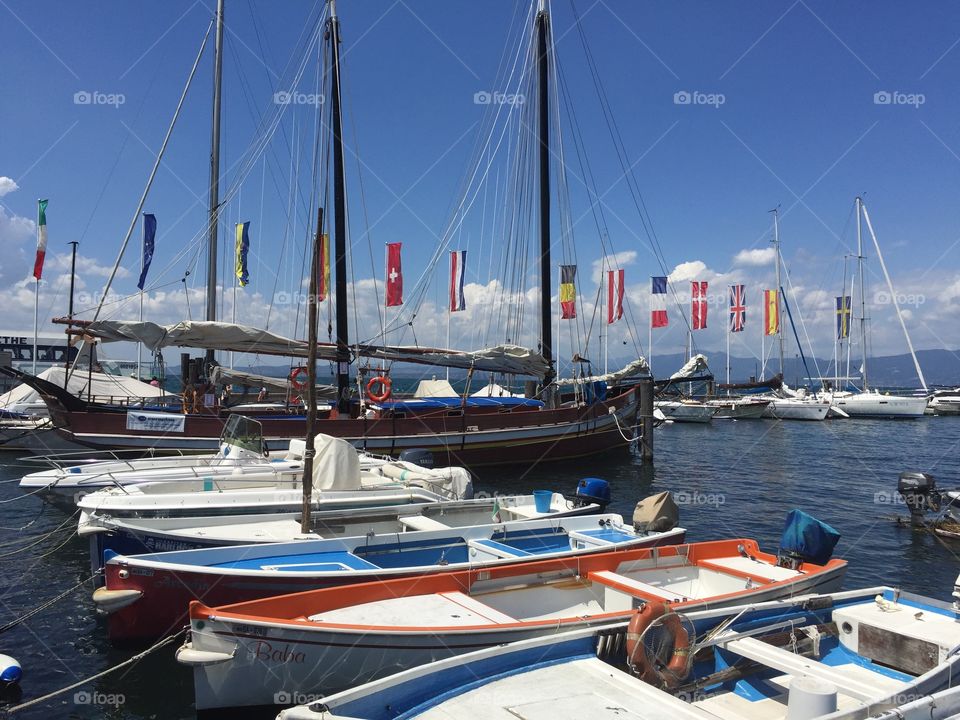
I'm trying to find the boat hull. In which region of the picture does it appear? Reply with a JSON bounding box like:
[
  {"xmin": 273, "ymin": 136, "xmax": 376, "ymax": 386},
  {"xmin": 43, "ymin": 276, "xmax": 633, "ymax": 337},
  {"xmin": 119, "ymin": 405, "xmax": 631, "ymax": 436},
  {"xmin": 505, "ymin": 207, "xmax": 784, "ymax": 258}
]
[
  {"xmin": 830, "ymin": 393, "xmax": 927, "ymax": 418},
  {"xmin": 706, "ymin": 400, "xmax": 769, "ymax": 420},
  {"xmin": 98, "ymin": 526, "xmax": 686, "ymax": 644},
  {"xmin": 761, "ymin": 400, "xmax": 829, "ymax": 421},
  {"xmin": 654, "ymin": 401, "xmax": 716, "ymax": 423},
  {"xmin": 36, "ymin": 388, "xmax": 640, "ymax": 466}
]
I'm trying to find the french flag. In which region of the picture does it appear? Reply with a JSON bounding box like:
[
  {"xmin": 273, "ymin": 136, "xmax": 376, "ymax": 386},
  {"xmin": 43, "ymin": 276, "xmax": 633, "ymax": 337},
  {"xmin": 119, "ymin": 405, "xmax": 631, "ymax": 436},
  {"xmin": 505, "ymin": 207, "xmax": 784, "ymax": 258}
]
[
  {"xmin": 449, "ymin": 250, "xmax": 466, "ymax": 312},
  {"xmin": 651, "ymin": 276, "xmax": 668, "ymax": 328}
]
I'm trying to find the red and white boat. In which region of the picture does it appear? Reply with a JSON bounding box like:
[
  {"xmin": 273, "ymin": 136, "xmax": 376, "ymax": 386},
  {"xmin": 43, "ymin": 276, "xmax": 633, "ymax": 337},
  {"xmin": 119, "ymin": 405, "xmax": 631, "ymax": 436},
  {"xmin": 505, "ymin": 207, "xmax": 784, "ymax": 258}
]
[{"xmin": 176, "ymin": 537, "xmax": 847, "ymax": 710}]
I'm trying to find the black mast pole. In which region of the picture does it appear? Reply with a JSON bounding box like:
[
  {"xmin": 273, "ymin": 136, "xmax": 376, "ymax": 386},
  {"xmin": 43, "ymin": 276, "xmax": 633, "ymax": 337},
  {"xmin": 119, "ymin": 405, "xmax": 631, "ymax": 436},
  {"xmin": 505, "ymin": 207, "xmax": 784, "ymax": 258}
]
[
  {"xmin": 536, "ymin": 1, "xmax": 554, "ymax": 404},
  {"xmin": 300, "ymin": 207, "xmax": 322, "ymax": 534},
  {"xmin": 329, "ymin": 0, "xmax": 350, "ymax": 414},
  {"xmin": 65, "ymin": 240, "xmax": 78, "ymax": 387}
]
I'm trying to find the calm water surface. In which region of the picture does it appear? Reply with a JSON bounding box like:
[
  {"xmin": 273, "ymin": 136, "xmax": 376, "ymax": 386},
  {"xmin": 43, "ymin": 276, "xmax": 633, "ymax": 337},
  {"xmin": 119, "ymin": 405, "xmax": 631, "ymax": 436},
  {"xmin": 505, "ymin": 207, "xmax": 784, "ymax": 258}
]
[{"xmin": 1, "ymin": 416, "xmax": 959, "ymax": 718}]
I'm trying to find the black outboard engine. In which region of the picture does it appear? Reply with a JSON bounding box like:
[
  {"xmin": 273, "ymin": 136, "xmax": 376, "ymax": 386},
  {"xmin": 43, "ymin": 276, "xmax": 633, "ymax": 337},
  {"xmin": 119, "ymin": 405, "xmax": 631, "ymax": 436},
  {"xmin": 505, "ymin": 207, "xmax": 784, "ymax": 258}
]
[
  {"xmin": 398, "ymin": 449, "xmax": 435, "ymax": 469},
  {"xmin": 897, "ymin": 471, "xmax": 939, "ymax": 526}
]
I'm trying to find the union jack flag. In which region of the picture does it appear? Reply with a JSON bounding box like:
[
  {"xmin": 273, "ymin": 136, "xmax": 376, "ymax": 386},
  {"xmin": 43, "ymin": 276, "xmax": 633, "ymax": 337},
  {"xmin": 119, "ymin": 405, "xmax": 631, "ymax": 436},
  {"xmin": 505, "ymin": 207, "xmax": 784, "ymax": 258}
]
[{"xmin": 729, "ymin": 284, "xmax": 746, "ymax": 333}]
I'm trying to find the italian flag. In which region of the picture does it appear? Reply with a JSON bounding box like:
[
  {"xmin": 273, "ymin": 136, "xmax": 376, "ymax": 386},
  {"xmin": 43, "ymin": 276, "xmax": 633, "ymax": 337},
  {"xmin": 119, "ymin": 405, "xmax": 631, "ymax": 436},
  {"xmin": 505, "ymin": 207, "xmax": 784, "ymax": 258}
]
[{"xmin": 33, "ymin": 199, "xmax": 48, "ymax": 280}]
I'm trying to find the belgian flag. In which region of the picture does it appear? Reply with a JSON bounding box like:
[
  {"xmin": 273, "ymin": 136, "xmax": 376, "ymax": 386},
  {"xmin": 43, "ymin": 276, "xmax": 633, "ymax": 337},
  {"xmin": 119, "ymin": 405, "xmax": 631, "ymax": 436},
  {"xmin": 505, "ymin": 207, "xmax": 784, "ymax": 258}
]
[{"xmin": 560, "ymin": 265, "xmax": 577, "ymax": 319}]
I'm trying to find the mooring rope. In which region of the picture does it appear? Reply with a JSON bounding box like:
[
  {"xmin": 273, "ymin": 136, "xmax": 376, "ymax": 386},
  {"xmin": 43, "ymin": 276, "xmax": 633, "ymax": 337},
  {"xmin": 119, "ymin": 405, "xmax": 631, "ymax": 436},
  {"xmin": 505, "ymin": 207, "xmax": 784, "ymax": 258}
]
[
  {"xmin": 0, "ymin": 510, "xmax": 79, "ymax": 555},
  {"xmin": 0, "ymin": 571, "xmax": 100, "ymax": 635},
  {"xmin": 0, "ymin": 629, "xmax": 185, "ymax": 716}
]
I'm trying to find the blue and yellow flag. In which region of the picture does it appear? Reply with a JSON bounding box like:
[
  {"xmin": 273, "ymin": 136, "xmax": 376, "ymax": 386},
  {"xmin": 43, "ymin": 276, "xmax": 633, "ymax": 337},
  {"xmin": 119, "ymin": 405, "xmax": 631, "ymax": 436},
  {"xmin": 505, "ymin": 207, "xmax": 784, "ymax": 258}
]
[
  {"xmin": 836, "ymin": 295, "xmax": 851, "ymax": 339},
  {"xmin": 235, "ymin": 222, "xmax": 250, "ymax": 287}
]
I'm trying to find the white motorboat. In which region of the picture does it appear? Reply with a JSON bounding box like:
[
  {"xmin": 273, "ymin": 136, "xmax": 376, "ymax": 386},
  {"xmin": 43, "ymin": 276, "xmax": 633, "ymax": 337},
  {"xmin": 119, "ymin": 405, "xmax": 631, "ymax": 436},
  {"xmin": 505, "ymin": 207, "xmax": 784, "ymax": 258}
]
[
  {"xmin": 278, "ymin": 582, "xmax": 960, "ymax": 720},
  {"xmin": 927, "ymin": 388, "xmax": 960, "ymax": 416},
  {"xmin": 704, "ymin": 397, "xmax": 770, "ymax": 419},
  {"xmin": 654, "ymin": 399, "xmax": 717, "ymax": 423}
]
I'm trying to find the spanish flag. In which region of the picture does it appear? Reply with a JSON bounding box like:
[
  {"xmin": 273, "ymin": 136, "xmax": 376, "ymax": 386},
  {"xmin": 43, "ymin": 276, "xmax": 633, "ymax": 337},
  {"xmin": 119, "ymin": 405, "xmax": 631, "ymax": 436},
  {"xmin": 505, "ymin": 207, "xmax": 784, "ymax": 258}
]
[
  {"xmin": 318, "ymin": 233, "xmax": 330, "ymax": 301},
  {"xmin": 560, "ymin": 265, "xmax": 577, "ymax": 319},
  {"xmin": 764, "ymin": 289, "xmax": 779, "ymax": 335},
  {"xmin": 235, "ymin": 221, "xmax": 250, "ymax": 287}
]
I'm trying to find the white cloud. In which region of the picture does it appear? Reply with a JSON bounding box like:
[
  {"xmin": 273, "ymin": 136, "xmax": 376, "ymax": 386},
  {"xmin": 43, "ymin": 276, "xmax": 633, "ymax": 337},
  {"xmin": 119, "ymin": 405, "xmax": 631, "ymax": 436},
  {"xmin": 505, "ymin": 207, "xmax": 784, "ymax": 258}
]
[
  {"xmin": 668, "ymin": 260, "xmax": 708, "ymax": 283},
  {"xmin": 0, "ymin": 205, "xmax": 35, "ymax": 247},
  {"xmin": 733, "ymin": 247, "xmax": 775, "ymax": 267},
  {"xmin": 589, "ymin": 250, "xmax": 638, "ymax": 284},
  {"xmin": 0, "ymin": 177, "xmax": 19, "ymax": 197}
]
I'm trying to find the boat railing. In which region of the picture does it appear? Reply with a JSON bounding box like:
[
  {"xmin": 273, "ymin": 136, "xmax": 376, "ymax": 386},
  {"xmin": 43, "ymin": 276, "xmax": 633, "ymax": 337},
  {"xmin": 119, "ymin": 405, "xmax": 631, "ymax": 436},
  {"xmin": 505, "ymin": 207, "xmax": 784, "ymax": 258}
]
[{"xmin": 19, "ymin": 447, "xmax": 202, "ymax": 472}]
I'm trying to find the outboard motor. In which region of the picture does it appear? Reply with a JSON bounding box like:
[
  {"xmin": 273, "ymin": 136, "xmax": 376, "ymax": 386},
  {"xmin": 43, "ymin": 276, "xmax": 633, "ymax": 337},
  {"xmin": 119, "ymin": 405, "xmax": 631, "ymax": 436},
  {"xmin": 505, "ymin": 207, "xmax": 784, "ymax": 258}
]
[
  {"xmin": 897, "ymin": 471, "xmax": 939, "ymax": 526},
  {"xmin": 778, "ymin": 509, "xmax": 840, "ymax": 569},
  {"xmin": 574, "ymin": 477, "xmax": 611, "ymax": 509},
  {"xmin": 632, "ymin": 491, "xmax": 679, "ymax": 533},
  {"xmin": 398, "ymin": 448, "xmax": 434, "ymax": 470}
]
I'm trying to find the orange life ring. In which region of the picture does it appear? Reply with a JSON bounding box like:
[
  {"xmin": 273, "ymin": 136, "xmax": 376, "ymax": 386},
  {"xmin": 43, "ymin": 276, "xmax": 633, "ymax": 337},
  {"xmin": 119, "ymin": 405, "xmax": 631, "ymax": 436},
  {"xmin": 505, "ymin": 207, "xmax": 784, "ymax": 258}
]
[
  {"xmin": 625, "ymin": 601, "xmax": 691, "ymax": 688},
  {"xmin": 366, "ymin": 376, "xmax": 392, "ymax": 403},
  {"xmin": 289, "ymin": 367, "xmax": 309, "ymax": 391}
]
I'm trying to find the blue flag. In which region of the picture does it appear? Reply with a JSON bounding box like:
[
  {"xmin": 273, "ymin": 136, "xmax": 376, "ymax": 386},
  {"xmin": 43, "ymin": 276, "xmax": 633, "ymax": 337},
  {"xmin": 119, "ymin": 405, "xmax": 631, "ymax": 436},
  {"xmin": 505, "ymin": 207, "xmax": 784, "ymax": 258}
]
[{"xmin": 137, "ymin": 213, "xmax": 156, "ymax": 291}]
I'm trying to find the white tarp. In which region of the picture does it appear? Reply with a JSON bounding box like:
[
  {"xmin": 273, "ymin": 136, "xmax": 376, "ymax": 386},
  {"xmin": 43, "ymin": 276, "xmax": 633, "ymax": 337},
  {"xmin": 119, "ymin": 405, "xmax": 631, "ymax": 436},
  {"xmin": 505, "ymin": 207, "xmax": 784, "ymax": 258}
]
[
  {"xmin": 83, "ymin": 321, "xmax": 549, "ymax": 376},
  {"xmin": 556, "ymin": 357, "xmax": 651, "ymax": 386},
  {"xmin": 471, "ymin": 381, "xmax": 523, "ymax": 398},
  {"xmin": 311, "ymin": 433, "xmax": 362, "ymax": 492},
  {"xmin": 413, "ymin": 379, "xmax": 457, "ymax": 398},
  {"xmin": 669, "ymin": 354, "xmax": 711, "ymax": 380},
  {"xmin": 0, "ymin": 367, "xmax": 171, "ymax": 414}
]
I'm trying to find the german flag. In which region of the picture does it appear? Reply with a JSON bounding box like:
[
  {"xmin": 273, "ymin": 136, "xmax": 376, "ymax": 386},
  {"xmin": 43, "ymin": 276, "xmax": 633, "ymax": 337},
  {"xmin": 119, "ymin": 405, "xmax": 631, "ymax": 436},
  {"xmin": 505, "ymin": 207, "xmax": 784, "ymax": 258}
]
[{"xmin": 560, "ymin": 265, "xmax": 577, "ymax": 319}]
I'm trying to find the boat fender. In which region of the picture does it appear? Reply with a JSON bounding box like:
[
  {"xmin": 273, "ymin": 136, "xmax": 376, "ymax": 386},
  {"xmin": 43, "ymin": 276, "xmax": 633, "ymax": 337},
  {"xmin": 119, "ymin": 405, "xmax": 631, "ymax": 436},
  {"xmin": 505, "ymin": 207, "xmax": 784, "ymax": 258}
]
[
  {"xmin": 625, "ymin": 601, "xmax": 691, "ymax": 688},
  {"xmin": 0, "ymin": 654, "xmax": 21, "ymax": 685},
  {"xmin": 366, "ymin": 376, "xmax": 392, "ymax": 403}
]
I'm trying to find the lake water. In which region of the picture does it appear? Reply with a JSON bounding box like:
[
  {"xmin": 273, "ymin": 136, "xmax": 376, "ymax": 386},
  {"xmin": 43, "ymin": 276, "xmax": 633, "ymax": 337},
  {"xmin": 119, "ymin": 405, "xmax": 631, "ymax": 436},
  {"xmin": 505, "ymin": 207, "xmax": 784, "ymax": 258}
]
[{"xmin": 1, "ymin": 415, "xmax": 959, "ymax": 718}]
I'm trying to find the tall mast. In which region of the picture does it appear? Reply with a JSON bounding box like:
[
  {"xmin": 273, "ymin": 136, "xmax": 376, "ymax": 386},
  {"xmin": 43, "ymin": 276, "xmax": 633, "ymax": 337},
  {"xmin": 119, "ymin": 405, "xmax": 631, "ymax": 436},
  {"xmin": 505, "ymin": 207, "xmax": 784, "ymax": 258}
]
[
  {"xmin": 536, "ymin": 0, "xmax": 554, "ymax": 401},
  {"xmin": 300, "ymin": 207, "xmax": 322, "ymax": 534},
  {"xmin": 204, "ymin": 0, "xmax": 225, "ymax": 366},
  {"xmin": 771, "ymin": 208, "xmax": 784, "ymax": 376},
  {"xmin": 855, "ymin": 196, "xmax": 868, "ymax": 390},
  {"xmin": 329, "ymin": 0, "xmax": 350, "ymax": 413}
]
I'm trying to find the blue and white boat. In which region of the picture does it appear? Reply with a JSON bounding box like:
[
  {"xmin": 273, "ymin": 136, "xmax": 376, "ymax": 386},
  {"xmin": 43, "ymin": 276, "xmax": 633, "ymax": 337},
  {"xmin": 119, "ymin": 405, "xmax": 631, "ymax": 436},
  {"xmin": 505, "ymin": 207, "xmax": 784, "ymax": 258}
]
[
  {"xmin": 277, "ymin": 583, "xmax": 960, "ymax": 720},
  {"xmin": 94, "ymin": 511, "xmax": 685, "ymax": 643}
]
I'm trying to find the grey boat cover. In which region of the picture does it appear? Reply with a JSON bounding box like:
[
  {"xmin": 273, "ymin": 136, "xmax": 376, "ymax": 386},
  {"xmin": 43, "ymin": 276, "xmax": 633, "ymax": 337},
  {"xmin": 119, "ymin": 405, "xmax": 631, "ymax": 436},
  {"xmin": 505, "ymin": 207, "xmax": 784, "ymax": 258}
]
[{"xmin": 632, "ymin": 491, "xmax": 680, "ymax": 533}]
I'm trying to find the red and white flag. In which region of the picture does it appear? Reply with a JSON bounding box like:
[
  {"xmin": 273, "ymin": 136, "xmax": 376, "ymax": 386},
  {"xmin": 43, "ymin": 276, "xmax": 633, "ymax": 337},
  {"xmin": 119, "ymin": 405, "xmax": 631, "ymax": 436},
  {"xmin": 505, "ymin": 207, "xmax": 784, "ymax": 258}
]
[
  {"xmin": 691, "ymin": 281, "xmax": 707, "ymax": 330},
  {"xmin": 385, "ymin": 242, "xmax": 403, "ymax": 307},
  {"xmin": 607, "ymin": 269, "xmax": 624, "ymax": 324}
]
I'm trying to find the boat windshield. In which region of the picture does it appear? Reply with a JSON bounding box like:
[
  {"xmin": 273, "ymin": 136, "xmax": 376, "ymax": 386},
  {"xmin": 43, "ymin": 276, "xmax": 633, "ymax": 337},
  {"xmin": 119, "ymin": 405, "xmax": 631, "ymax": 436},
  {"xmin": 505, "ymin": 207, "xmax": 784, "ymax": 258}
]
[{"xmin": 220, "ymin": 414, "xmax": 266, "ymax": 454}]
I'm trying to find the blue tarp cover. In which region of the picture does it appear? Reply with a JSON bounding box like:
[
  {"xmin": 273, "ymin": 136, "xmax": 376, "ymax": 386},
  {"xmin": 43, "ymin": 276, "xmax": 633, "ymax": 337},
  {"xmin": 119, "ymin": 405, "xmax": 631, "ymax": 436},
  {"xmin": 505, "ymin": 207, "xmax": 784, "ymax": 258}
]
[{"xmin": 780, "ymin": 509, "xmax": 841, "ymax": 564}]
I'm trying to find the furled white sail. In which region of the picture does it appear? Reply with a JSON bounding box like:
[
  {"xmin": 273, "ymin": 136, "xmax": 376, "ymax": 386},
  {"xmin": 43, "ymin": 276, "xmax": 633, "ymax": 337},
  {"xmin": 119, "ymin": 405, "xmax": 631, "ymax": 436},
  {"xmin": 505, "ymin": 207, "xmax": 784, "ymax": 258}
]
[
  {"xmin": 556, "ymin": 357, "xmax": 651, "ymax": 386},
  {"xmin": 83, "ymin": 321, "xmax": 549, "ymax": 376},
  {"xmin": 669, "ymin": 354, "xmax": 710, "ymax": 380}
]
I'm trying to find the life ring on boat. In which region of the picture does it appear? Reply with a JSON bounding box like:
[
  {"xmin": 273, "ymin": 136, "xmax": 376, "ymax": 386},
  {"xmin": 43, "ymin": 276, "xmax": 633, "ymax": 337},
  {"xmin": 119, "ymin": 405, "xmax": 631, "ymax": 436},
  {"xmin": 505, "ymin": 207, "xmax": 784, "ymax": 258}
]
[
  {"xmin": 366, "ymin": 376, "xmax": 392, "ymax": 403},
  {"xmin": 625, "ymin": 601, "xmax": 691, "ymax": 688},
  {"xmin": 289, "ymin": 367, "xmax": 309, "ymax": 391}
]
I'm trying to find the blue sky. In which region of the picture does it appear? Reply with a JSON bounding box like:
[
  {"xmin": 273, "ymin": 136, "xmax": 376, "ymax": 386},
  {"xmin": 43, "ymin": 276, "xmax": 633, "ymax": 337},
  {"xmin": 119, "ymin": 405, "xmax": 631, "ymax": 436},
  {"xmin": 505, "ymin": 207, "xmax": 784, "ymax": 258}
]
[{"xmin": 1, "ymin": 0, "xmax": 959, "ymax": 379}]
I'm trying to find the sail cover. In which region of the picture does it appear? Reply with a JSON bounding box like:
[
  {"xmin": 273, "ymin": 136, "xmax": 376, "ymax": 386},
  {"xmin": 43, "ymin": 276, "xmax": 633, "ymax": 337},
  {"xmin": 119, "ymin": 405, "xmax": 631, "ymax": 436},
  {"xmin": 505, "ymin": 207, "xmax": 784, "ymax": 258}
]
[
  {"xmin": 209, "ymin": 366, "xmax": 337, "ymax": 397},
  {"xmin": 669, "ymin": 354, "xmax": 711, "ymax": 380},
  {"xmin": 82, "ymin": 321, "xmax": 549, "ymax": 376},
  {"xmin": 556, "ymin": 357, "xmax": 651, "ymax": 386}
]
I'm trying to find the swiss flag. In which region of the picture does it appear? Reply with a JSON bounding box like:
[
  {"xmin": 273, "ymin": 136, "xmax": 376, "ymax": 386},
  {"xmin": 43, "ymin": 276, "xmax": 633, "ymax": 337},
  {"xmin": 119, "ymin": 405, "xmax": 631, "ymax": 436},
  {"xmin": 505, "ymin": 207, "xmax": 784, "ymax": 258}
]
[{"xmin": 385, "ymin": 242, "xmax": 403, "ymax": 307}]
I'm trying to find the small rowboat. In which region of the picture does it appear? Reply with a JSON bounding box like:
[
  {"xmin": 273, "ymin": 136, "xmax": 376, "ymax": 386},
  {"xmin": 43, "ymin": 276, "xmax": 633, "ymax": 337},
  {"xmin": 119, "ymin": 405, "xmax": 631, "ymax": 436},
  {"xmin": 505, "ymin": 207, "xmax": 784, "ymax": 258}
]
[
  {"xmin": 177, "ymin": 535, "xmax": 847, "ymax": 710},
  {"xmin": 276, "ymin": 584, "xmax": 960, "ymax": 720},
  {"xmin": 94, "ymin": 513, "xmax": 685, "ymax": 643}
]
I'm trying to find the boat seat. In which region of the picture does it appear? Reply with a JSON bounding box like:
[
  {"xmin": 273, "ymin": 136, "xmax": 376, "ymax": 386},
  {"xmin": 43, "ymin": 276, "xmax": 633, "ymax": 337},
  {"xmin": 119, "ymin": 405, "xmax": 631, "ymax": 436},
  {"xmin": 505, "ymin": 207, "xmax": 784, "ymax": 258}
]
[
  {"xmin": 588, "ymin": 570, "xmax": 689, "ymax": 602},
  {"xmin": 398, "ymin": 515, "xmax": 450, "ymax": 532},
  {"xmin": 468, "ymin": 539, "xmax": 533, "ymax": 558},
  {"xmin": 722, "ymin": 637, "xmax": 878, "ymax": 700},
  {"xmin": 438, "ymin": 591, "xmax": 517, "ymax": 624},
  {"xmin": 567, "ymin": 529, "xmax": 614, "ymax": 546},
  {"xmin": 699, "ymin": 556, "xmax": 799, "ymax": 583}
]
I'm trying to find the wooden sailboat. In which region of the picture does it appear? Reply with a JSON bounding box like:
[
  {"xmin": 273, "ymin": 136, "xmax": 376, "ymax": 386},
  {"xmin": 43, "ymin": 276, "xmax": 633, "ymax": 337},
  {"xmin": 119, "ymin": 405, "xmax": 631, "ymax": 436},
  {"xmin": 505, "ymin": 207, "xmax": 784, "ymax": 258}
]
[{"xmin": 4, "ymin": 0, "xmax": 646, "ymax": 466}]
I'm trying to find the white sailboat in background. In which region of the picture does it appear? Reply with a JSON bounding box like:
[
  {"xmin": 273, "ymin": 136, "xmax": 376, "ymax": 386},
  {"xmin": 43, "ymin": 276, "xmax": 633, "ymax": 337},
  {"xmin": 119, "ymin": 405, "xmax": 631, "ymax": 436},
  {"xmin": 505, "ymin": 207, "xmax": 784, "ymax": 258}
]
[
  {"xmin": 822, "ymin": 197, "xmax": 927, "ymax": 418},
  {"xmin": 759, "ymin": 210, "xmax": 831, "ymax": 421}
]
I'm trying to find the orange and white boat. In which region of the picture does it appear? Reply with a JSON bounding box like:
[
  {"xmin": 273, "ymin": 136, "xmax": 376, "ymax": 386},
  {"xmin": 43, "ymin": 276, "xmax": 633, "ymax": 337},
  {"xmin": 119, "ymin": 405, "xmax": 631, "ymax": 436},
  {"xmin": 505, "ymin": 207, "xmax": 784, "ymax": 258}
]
[{"xmin": 176, "ymin": 536, "xmax": 847, "ymax": 710}]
